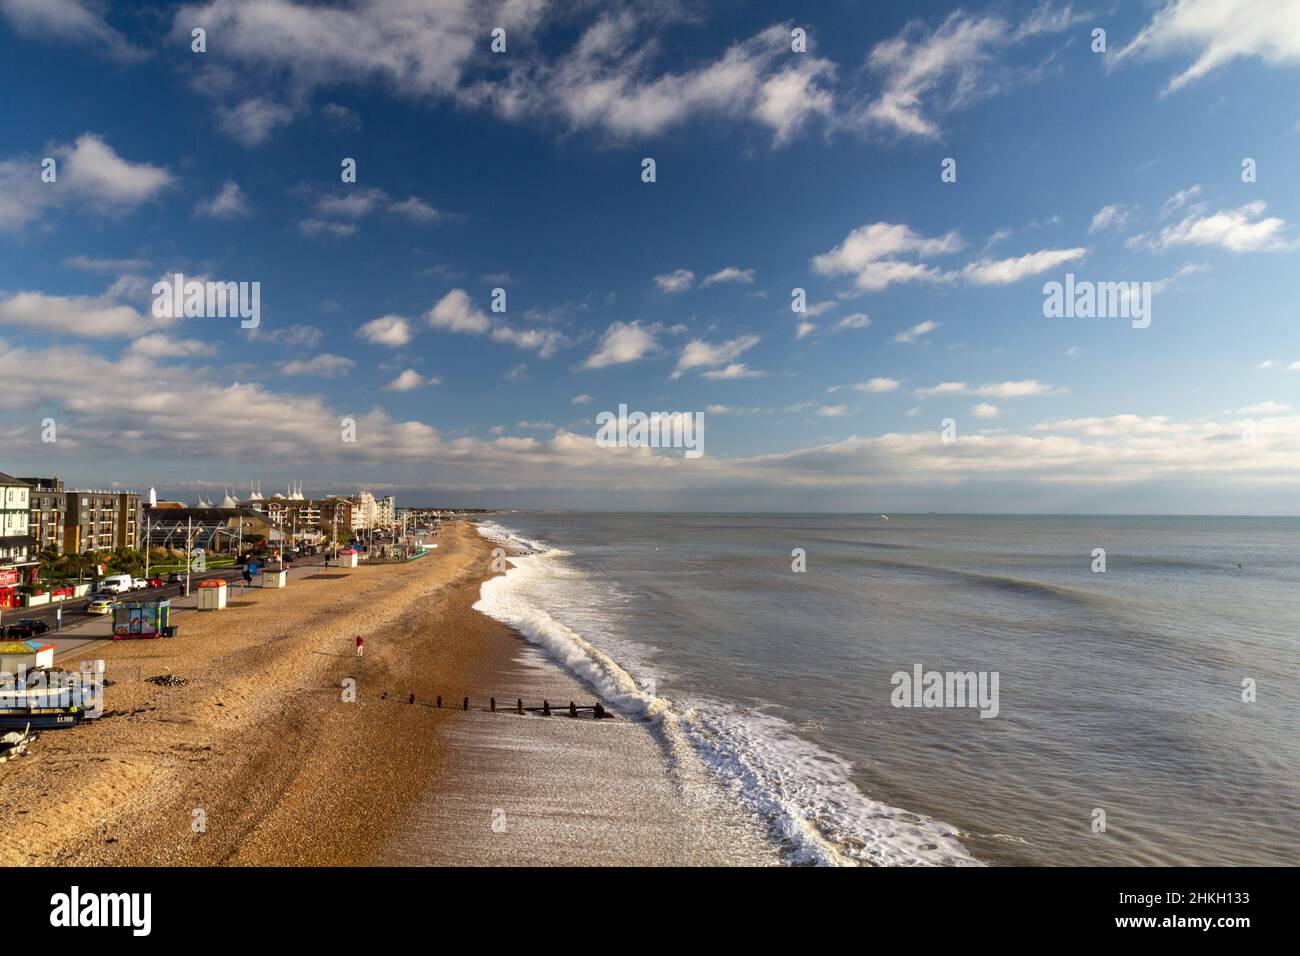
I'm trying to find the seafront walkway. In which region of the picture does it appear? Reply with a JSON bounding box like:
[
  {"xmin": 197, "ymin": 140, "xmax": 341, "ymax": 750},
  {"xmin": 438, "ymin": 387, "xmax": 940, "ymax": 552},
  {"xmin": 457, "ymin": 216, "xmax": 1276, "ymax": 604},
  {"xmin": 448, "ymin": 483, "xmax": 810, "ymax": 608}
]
[{"xmin": 30, "ymin": 555, "xmax": 346, "ymax": 662}]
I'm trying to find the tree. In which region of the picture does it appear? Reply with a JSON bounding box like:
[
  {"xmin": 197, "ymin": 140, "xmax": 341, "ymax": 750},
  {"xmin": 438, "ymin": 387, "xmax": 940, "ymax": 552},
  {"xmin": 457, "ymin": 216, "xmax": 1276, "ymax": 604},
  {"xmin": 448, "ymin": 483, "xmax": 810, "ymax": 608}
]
[{"xmin": 37, "ymin": 546, "xmax": 64, "ymax": 582}]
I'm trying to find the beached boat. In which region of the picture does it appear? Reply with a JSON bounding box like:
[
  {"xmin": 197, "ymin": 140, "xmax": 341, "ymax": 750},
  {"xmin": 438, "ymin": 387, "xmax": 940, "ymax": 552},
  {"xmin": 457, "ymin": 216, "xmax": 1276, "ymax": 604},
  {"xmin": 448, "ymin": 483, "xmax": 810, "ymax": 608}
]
[{"xmin": 0, "ymin": 672, "xmax": 98, "ymax": 730}]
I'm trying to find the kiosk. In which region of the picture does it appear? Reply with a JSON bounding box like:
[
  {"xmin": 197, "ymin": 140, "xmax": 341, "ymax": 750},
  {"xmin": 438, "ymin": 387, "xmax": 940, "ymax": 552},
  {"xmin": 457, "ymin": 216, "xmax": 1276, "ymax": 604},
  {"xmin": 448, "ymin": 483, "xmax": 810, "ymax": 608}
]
[
  {"xmin": 197, "ymin": 579, "xmax": 228, "ymax": 610},
  {"xmin": 112, "ymin": 600, "xmax": 171, "ymax": 639}
]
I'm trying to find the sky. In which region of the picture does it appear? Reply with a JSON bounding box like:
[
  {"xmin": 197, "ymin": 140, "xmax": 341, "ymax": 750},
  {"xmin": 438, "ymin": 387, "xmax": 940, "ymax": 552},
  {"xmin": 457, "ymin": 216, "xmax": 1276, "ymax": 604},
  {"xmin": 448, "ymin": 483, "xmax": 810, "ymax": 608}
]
[{"xmin": 1, "ymin": 0, "xmax": 1299, "ymax": 512}]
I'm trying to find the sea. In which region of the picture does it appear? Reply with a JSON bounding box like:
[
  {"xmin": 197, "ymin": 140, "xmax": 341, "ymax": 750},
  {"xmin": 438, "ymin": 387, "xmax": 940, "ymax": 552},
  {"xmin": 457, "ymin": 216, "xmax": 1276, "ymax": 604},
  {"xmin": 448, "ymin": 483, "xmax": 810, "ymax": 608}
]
[{"xmin": 472, "ymin": 513, "xmax": 1300, "ymax": 866}]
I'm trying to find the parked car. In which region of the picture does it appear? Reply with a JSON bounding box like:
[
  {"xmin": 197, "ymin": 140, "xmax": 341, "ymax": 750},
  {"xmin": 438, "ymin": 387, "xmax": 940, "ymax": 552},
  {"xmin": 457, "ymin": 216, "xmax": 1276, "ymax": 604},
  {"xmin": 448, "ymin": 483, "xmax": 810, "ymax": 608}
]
[
  {"xmin": 3, "ymin": 619, "xmax": 50, "ymax": 638},
  {"xmin": 167, "ymin": 572, "xmax": 186, "ymax": 584},
  {"xmin": 86, "ymin": 597, "xmax": 115, "ymax": 615},
  {"xmin": 146, "ymin": 577, "xmax": 164, "ymax": 588}
]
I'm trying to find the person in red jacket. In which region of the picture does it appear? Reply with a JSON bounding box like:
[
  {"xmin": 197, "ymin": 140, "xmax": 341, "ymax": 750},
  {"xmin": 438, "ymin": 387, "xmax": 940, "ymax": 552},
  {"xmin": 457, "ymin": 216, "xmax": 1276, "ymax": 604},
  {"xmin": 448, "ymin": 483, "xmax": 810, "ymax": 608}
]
[{"xmin": 355, "ymin": 634, "xmax": 364, "ymax": 658}]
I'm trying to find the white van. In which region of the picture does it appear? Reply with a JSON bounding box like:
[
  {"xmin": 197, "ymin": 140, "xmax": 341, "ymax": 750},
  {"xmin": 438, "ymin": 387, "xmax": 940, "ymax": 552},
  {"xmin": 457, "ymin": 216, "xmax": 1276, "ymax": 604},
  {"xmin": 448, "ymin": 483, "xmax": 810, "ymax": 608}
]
[{"xmin": 98, "ymin": 574, "xmax": 133, "ymax": 594}]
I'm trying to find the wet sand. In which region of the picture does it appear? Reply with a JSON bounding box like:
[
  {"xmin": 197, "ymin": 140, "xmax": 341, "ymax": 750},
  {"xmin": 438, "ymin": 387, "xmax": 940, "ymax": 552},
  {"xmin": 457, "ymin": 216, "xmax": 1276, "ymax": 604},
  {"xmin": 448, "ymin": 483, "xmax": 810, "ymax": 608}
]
[
  {"xmin": 0, "ymin": 520, "xmax": 775, "ymax": 866},
  {"xmin": 383, "ymin": 641, "xmax": 776, "ymax": 866}
]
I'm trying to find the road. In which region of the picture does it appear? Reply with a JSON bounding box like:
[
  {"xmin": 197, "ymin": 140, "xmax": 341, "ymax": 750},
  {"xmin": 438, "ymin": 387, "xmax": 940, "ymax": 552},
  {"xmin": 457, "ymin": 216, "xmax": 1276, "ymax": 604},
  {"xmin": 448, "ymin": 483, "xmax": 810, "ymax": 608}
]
[{"xmin": 2, "ymin": 554, "xmax": 342, "ymax": 661}]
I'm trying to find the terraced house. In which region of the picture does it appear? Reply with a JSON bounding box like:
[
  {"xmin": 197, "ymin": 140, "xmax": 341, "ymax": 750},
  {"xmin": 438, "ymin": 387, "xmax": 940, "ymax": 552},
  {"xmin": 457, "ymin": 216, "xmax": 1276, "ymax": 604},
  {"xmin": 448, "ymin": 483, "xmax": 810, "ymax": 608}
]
[{"xmin": 0, "ymin": 472, "xmax": 37, "ymax": 609}]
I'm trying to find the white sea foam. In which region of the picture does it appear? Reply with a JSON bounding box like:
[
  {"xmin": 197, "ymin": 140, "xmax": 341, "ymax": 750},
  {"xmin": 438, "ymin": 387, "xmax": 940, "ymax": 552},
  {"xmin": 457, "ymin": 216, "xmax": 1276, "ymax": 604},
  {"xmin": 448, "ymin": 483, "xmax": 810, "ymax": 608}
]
[{"xmin": 472, "ymin": 520, "xmax": 981, "ymax": 867}]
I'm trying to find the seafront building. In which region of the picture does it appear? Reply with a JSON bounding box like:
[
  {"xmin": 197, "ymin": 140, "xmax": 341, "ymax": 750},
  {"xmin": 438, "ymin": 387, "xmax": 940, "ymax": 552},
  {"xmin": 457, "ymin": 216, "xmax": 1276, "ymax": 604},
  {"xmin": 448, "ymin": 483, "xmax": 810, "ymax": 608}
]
[
  {"xmin": 142, "ymin": 506, "xmax": 285, "ymax": 551},
  {"xmin": 17, "ymin": 478, "xmax": 143, "ymax": 554},
  {"xmin": 1, "ymin": 468, "xmax": 402, "ymax": 595},
  {"xmin": 28, "ymin": 479, "xmax": 66, "ymax": 553},
  {"xmin": 141, "ymin": 484, "xmax": 400, "ymax": 552},
  {"xmin": 0, "ymin": 472, "xmax": 37, "ymax": 609},
  {"xmin": 2, "ymin": 474, "xmax": 147, "ymax": 607}
]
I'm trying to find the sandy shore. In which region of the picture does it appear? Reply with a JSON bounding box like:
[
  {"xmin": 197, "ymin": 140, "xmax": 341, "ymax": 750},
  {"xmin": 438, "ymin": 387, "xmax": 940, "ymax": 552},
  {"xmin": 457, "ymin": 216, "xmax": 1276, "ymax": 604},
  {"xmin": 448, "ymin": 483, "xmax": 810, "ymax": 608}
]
[{"xmin": 0, "ymin": 520, "xmax": 776, "ymax": 866}]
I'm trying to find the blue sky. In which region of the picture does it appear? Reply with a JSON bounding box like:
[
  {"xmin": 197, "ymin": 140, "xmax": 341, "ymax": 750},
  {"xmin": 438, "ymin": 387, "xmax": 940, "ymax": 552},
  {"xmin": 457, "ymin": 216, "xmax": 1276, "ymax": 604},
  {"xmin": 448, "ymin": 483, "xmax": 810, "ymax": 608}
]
[{"xmin": 1, "ymin": 0, "xmax": 1299, "ymax": 511}]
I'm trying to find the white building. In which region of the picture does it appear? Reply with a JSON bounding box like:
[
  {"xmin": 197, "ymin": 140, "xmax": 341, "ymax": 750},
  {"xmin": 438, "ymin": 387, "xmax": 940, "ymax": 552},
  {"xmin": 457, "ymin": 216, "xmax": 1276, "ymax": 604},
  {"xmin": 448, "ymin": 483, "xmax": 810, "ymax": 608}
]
[{"xmin": 352, "ymin": 491, "xmax": 377, "ymax": 530}]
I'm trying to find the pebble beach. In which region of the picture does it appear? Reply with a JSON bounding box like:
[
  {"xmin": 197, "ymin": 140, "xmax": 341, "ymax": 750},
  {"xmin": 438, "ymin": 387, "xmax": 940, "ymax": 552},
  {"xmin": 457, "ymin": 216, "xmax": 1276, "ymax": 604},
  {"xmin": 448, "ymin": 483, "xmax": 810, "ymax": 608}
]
[{"xmin": 0, "ymin": 520, "xmax": 767, "ymax": 866}]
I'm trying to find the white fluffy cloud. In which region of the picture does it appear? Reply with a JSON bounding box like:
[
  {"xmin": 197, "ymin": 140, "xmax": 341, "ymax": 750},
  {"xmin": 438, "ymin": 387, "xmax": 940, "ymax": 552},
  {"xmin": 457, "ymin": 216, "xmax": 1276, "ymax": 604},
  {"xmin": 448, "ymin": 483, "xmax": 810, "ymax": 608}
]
[
  {"xmin": 298, "ymin": 218, "xmax": 357, "ymax": 238},
  {"xmin": 0, "ymin": 0, "xmax": 143, "ymax": 60},
  {"xmin": 700, "ymin": 266, "xmax": 756, "ymax": 287},
  {"xmin": 1145, "ymin": 201, "xmax": 1292, "ymax": 253},
  {"xmin": 168, "ymin": 3, "xmax": 834, "ymax": 146},
  {"xmin": 4, "ymin": 338, "xmax": 1300, "ymax": 512},
  {"xmin": 583, "ymin": 321, "xmax": 659, "ymax": 368},
  {"xmin": 175, "ymin": 0, "xmax": 511, "ymax": 98},
  {"xmin": 894, "ymin": 320, "xmax": 940, "ymax": 344},
  {"xmin": 130, "ymin": 334, "xmax": 215, "ymax": 358},
  {"xmin": 816, "ymin": 220, "xmax": 1093, "ymax": 293},
  {"xmin": 57, "ymin": 133, "xmax": 171, "ymax": 203},
  {"xmin": 858, "ymin": 8, "xmax": 1080, "ymax": 138},
  {"xmin": 419, "ymin": 290, "xmax": 564, "ymax": 357},
  {"xmin": 195, "ymin": 180, "xmax": 251, "ymax": 219},
  {"xmin": 389, "ymin": 196, "xmax": 441, "ymax": 223},
  {"xmin": 1089, "ymin": 204, "xmax": 1130, "ymax": 233},
  {"xmin": 853, "ymin": 377, "xmax": 900, "ymax": 393},
  {"xmin": 916, "ymin": 380, "xmax": 1062, "ymax": 398},
  {"xmin": 217, "ymin": 98, "xmax": 295, "ymax": 146},
  {"xmin": 1162, "ymin": 185, "xmax": 1203, "ymax": 217},
  {"xmin": 279, "ymin": 353, "xmax": 356, "ymax": 377},
  {"xmin": 491, "ymin": 324, "xmax": 565, "ymax": 358},
  {"xmin": 1116, "ymin": 0, "xmax": 1300, "ymax": 92},
  {"xmin": 674, "ymin": 334, "xmax": 761, "ymax": 378},
  {"xmin": 358, "ymin": 315, "xmax": 414, "ymax": 347},
  {"xmin": 385, "ymin": 369, "xmax": 440, "ymax": 391},
  {"xmin": 861, "ymin": 12, "xmax": 1007, "ymax": 138},
  {"xmin": 835, "ymin": 313, "xmax": 871, "ymax": 330},
  {"xmin": 1238, "ymin": 400, "xmax": 1290, "ymax": 415},
  {"xmin": 812, "ymin": 222, "xmax": 962, "ymax": 291},
  {"xmin": 0, "ymin": 285, "xmax": 172, "ymax": 339},
  {"xmin": 702, "ymin": 363, "xmax": 763, "ymax": 380},
  {"xmin": 427, "ymin": 289, "xmax": 491, "ymax": 334},
  {"xmin": 316, "ymin": 188, "xmax": 390, "ymax": 220},
  {"xmin": 0, "ymin": 133, "xmax": 172, "ymax": 230},
  {"xmin": 962, "ymin": 247, "xmax": 1088, "ymax": 285},
  {"xmin": 300, "ymin": 188, "xmax": 442, "ymax": 235},
  {"xmin": 654, "ymin": 269, "xmax": 695, "ymax": 293},
  {"xmin": 473, "ymin": 19, "xmax": 838, "ymax": 145}
]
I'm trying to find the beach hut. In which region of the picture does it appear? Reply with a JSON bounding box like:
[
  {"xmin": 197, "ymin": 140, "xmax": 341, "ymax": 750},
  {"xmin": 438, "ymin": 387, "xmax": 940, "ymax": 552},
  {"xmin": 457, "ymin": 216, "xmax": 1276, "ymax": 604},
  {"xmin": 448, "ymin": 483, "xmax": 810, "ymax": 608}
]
[
  {"xmin": 197, "ymin": 579, "xmax": 228, "ymax": 610},
  {"xmin": 261, "ymin": 565, "xmax": 287, "ymax": 588},
  {"xmin": 0, "ymin": 640, "xmax": 54, "ymax": 674},
  {"xmin": 112, "ymin": 600, "xmax": 171, "ymax": 639},
  {"xmin": 337, "ymin": 549, "xmax": 358, "ymax": 568}
]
